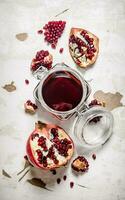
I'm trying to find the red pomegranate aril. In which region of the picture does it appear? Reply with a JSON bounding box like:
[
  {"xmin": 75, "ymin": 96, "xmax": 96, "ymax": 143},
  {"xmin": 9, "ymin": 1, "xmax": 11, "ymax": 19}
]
[
  {"xmin": 89, "ymin": 38, "xmax": 94, "ymax": 42},
  {"xmin": 92, "ymin": 154, "xmax": 96, "ymax": 160},
  {"xmin": 51, "ymin": 170, "xmax": 56, "ymax": 175},
  {"xmin": 51, "ymin": 43, "xmax": 56, "ymax": 49},
  {"xmin": 70, "ymin": 182, "xmax": 74, "ymax": 188},
  {"xmin": 57, "ymin": 178, "xmax": 61, "ymax": 184},
  {"xmin": 38, "ymin": 29, "xmax": 43, "ymax": 34},
  {"xmin": 24, "ymin": 155, "xmax": 28, "ymax": 160},
  {"xmin": 26, "ymin": 100, "xmax": 31, "ymax": 105},
  {"xmin": 91, "ymin": 47, "xmax": 96, "ymax": 53},
  {"xmin": 59, "ymin": 48, "xmax": 64, "ymax": 53},
  {"xmin": 63, "ymin": 175, "xmax": 67, "ymax": 181},
  {"xmin": 54, "ymin": 159, "xmax": 59, "ymax": 164},
  {"xmin": 25, "ymin": 79, "xmax": 29, "ymax": 85},
  {"xmin": 31, "ymin": 133, "xmax": 39, "ymax": 140}
]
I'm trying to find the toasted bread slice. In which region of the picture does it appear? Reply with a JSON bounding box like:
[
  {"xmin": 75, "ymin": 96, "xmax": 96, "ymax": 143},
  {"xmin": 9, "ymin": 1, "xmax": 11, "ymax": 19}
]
[{"xmin": 69, "ymin": 28, "xmax": 99, "ymax": 68}]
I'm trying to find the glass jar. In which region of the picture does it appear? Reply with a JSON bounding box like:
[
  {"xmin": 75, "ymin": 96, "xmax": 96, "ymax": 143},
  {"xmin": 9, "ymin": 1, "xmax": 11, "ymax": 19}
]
[{"xmin": 33, "ymin": 63, "xmax": 113, "ymax": 148}]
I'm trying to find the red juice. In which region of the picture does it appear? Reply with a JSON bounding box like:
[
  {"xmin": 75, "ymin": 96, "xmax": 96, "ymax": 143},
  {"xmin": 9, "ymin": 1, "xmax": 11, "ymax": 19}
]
[{"xmin": 42, "ymin": 71, "xmax": 83, "ymax": 111}]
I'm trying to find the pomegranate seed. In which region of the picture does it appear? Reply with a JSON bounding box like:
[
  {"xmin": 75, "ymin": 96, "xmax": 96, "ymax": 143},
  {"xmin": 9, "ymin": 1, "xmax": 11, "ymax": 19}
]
[
  {"xmin": 51, "ymin": 170, "xmax": 56, "ymax": 175},
  {"xmin": 59, "ymin": 48, "xmax": 64, "ymax": 53},
  {"xmin": 24, "ymin": 155, "xmax": 28, "ymax": 160},
  {"xmin": 57, "ymin": 178, "xmax": 61, "ymax": 184},
  {"xmin": 51, "ymin": 43, "xmax": 56, "ymax": 49},
  {"xmin": 63, "ymin": 175, "xmax": 67, "ymax": 181},
  {"xmin": 37, "ymin": 29, "xmax": 43, "ymax": 34},
  {"xmin": 92, "ymin": 154, "xmax": 96, "ymax": 160},
  {"xmin": 70, "ymin": 182, "xmax": 74, "ymax": 188},
  {"xmin": 25, "ymin": 79, "xmax": 29, "ymax": 85}
]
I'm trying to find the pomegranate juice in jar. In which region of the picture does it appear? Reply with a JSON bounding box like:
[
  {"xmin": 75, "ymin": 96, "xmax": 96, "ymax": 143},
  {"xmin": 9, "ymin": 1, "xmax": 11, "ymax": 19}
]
[{"xmin": 42, "ymin": 70, "xmax": 83, "ymax": 112}]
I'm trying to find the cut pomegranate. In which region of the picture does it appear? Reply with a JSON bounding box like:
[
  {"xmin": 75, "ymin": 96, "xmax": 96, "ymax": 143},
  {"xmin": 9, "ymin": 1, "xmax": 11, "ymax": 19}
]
[
  {"xmin": 24, "ymin": 100, "xmax": 38, "ymax": 114},
  {"xmin": 31, "ymin": 50, "xmax": 53, "ymax": 72},
  {"xmin": 69, "ymin": 28, "xmax": 99, "ymax": 68},
  {"xmin": 40, "ymin": 21, "xmax": 66, "ymax": 49},
  {"xmin": 71, "ymin": 156, "xmax": 89, "ymax": 172},
  {"xmin": 26, "ymin": 121, "xmax": 74, "ymax": 170}
]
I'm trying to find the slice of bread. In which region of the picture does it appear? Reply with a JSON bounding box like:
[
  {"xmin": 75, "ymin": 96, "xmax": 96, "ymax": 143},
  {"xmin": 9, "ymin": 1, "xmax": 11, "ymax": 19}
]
[{"xmin": 69, "ymin": 28, "xmax": 99, "ymax": 68}]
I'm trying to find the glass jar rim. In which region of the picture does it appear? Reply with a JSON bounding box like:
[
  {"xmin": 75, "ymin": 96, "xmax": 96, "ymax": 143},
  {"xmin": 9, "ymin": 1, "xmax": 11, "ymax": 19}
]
[{"xmin": 37, "ymin": 65, "xmax": 88, "ymax": 116}]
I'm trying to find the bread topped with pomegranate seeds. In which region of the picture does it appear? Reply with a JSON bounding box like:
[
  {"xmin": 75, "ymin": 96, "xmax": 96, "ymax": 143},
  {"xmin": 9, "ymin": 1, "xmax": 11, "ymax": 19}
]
[
  {"xmin": 26, "ymin": 121, "xmax": 74, "ymax": 170},
  {"xmin": 69, "ymin": 28, "xmax": 99, "ymax": 68}
]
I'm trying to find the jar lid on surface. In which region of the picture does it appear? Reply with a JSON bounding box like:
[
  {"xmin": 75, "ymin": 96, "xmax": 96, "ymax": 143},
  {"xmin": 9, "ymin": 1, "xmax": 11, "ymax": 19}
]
[{"xmin": 74, "ymin": 106, "xmax": 114, "ymax": 149}]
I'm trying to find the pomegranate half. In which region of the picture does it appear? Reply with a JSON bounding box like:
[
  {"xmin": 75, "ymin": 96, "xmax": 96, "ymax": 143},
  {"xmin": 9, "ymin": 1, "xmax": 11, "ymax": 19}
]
[{"xmin": 26, "ymin": 121, "xmax": 74, "ymax": 170}]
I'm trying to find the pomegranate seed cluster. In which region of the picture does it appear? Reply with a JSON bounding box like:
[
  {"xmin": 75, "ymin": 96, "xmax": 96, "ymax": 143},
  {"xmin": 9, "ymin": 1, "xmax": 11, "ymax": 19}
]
[
  {"xmin": 69, "ymin": 30, "xmax": 96, "ymax": 61},
  {"xmin": 31, "ymin": 127, "xmax": 72, "ymax": 168},
  {"xmin": 26, "ymin": 100, "xmax": 38, "ymax": 110},
  {"xmin": 42, "ymin": 21, "xmax": 66, "ymax": 48},
  {"xmin": 47, "ymin": 145, "xmax": 59, "ymax": 164},
  {"xmin": 71, "ymin": 156, "xmax": 89, "ymax": 172},
  {"xmin": 51, "ymin": 128, "xmax": 58, "ymax": 138},
  {"xmin": 31, "ymin": 50, "xmax": 53, "ymax": 71},
  {"xmin": 53, "ymin": 137, "xmax": 72, "ymax": 157},
  {"xmin": 50, "ymin": 128, "xmax": 72, "ymax": 157},
  {"xmin": 38, "ymin": 136, "xmax": 48, "ymax": 151}
]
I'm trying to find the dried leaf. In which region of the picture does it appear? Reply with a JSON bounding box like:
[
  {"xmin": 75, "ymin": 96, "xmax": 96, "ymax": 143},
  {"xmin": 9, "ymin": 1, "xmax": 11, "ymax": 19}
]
[
  {"xmin": 2, "ymin": 169, "xmax": 11, "ymax": 178},
  {"xmin": 16, "ymin": 33, "xmax": 28, "ymax": 41},
  {"xmin": 17, "ymin": 160, "xmax": 32, "ymax": 175},
  {"xmin": 94, "ymin": 91, "xmax": 123, "ymax": 111},
  {"xmin": 55, "ymin": 9, "xmax": 69, "ymax": 17},
  {"xmin": 27, "ymin": 178, "xmax": 52, "ymax": 191},
  {"xmin": 3, "ymin": 81, "xmax": 16, "ymax": 92}
]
